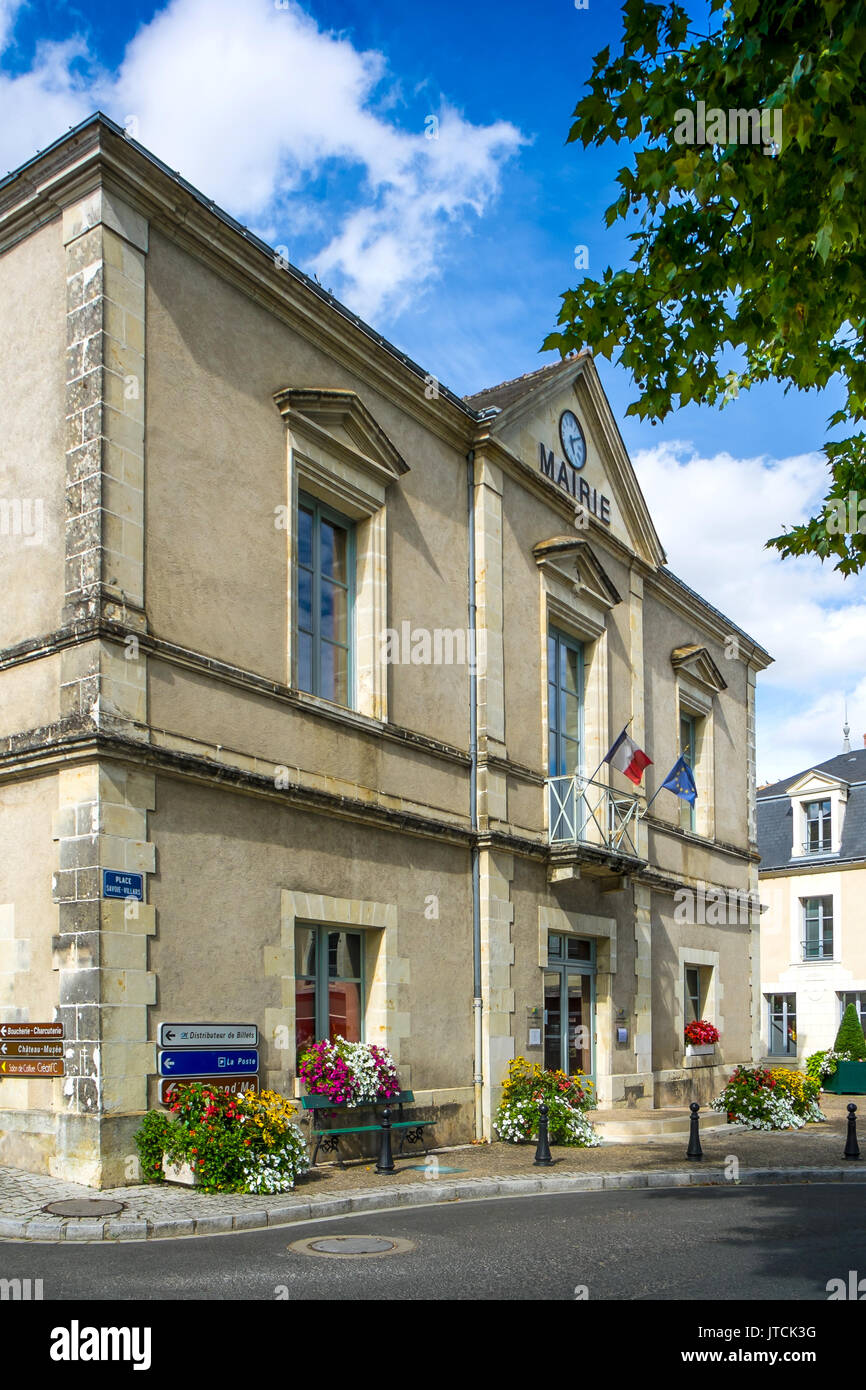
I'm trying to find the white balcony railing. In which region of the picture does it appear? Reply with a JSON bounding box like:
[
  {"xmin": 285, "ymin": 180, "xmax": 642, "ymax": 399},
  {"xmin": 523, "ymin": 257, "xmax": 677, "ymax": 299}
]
[{"xmin": 548, "ymin": 773, "xmax": 644, "ymax": 860}]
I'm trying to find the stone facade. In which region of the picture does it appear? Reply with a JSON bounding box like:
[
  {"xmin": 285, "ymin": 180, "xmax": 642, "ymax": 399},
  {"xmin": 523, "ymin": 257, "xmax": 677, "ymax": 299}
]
[{"xmin": 0, "ymin": 115, "xmax": 771, "ymax": 1185}]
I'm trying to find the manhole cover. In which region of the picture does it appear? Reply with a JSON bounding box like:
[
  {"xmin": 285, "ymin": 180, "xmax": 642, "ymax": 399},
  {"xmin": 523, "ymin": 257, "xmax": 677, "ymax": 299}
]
[
  {"xmin": 42, "ymin": 1200, "xmax": 126, "ymax": 1218},
  {"xmin": 312, "ymin": 1236, "xmax": 395, "ymax": 1254},
  {"xmin": 288, "ymin": 1234, "xmax": 414, "ymax": 1259}
]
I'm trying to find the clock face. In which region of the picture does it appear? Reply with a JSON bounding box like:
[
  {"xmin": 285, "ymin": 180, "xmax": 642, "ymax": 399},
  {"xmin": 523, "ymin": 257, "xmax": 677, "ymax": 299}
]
[{"xmin": 559, "ymin": 410, "xmax": 586, "ymax": 470}]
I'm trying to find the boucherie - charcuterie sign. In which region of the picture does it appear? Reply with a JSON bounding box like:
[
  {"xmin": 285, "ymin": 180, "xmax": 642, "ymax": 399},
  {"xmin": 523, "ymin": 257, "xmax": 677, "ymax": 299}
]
[{"xmin": 538, "ymin": 410, "xmax": 612, "ymax": 525}]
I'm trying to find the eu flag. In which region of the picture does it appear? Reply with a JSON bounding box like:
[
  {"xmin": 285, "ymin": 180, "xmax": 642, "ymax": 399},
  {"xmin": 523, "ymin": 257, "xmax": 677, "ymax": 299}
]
[{"xmin": 661, "ymin": 755, "xmax": 697, "ymax": 804}]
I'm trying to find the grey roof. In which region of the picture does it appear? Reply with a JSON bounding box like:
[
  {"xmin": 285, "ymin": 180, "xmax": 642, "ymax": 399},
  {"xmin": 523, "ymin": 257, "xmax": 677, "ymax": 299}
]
[{"xmin": 757, "ymin": 747, "xmax": 866, "ymax": 870}]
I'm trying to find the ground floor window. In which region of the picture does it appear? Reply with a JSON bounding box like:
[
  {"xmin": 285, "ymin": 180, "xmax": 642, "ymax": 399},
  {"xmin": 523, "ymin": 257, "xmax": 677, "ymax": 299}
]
[
  {"xmin": 295, "ymin": 926, "xmax": 364, "ymax": 1064},
  {"xmin": 544, "ymin": 934, "xmax": 595, "ymax": 1078},
  {"xmin": 767, "ymin": 993, "xmax": 797, "ymax": 1056},
  {"xmin": 839, "ymin": 992, "xmax": 866, "ymax": 1033},
  {"xmin": 684, "ymin": 965, "xmax": 705, "ymax": 1024}
]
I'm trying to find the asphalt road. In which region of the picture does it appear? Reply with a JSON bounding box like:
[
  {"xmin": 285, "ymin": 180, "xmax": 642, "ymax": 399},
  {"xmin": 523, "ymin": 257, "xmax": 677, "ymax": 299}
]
[{"xmin": 2, "ymin": 1183, "xmax": 865, "ymax": 1302}]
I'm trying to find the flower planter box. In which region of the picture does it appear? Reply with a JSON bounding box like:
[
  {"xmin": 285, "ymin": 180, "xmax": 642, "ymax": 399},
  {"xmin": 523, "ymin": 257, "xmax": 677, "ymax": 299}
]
[
  {"xmin": 162, "ymin": 1156, "xmax": 198, "ymax": 1186},
  {"xmin": 822, "ymin": 1060, "xmax": 866, "ymax": 1095},
  {"xmin": 686, "ymin": 1043, "xmax": 715, "ymax": 1057}
]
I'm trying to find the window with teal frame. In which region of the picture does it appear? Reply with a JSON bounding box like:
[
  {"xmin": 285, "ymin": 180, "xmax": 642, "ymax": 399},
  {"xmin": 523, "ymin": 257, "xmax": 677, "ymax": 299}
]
[
  {"xmin": 297, "ymin": 493, "xmax": 355, "ymax": 706},
  {"xmin": 679, "ymin": 711, "xmax": 697, "ymax": 833},
  {"xmin": 544, "ymin": 934, "xmax": 595, "ymax": 1079},
  {"xmin": 547, "ymin": 627, "xmax": 584, "ymax": 777},
  {"xmin": 294, "ymin": 925, "xmax": 364, "ymax": 1066}
]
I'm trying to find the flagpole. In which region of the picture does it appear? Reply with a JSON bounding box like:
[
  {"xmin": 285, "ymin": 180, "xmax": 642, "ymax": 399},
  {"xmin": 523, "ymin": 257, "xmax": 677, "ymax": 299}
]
[{"xmin": 584, "ymin": 716, "xmax": 633, "ymax": 786}]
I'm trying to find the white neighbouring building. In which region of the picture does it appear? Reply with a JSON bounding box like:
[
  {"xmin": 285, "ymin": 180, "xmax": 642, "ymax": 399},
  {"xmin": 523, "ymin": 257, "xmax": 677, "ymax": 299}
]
[{"xmin": 758, "ymin": 741, "xmax": 866, "ymax": 1061}]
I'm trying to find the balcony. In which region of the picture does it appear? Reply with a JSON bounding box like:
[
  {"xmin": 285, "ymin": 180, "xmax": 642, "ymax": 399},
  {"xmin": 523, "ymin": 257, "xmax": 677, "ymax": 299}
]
[
  {"xmin": 801, "ymin": 939, "xmax": 834, "ymax": 962},
  {"xmin": 547, "ymin": 773, "xmax": 645, "ymax": 876}
]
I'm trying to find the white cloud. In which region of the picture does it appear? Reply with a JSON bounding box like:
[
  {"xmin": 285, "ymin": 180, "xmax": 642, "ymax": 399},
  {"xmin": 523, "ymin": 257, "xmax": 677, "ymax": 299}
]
[
  {"xmin": 633, "ymin": 441, "xmax": 866, "ymax": 779},
  {"xmin": 315, "ymin": 102, "xmax": 526, "ymax": 320},
  {"xmin": 758, "ymin": 679, "xmax": 866, "ymax": 786},
  {"xmin": 0, "ymin": 0, "xmax": 97, "ymax": 179},
  {"xmin": 0, "ymin": 0, "xmax": 24, "ymax": 52},
  {"xmin": 0, "ymin": 0, "xmax": 524, "ymax": 319}
]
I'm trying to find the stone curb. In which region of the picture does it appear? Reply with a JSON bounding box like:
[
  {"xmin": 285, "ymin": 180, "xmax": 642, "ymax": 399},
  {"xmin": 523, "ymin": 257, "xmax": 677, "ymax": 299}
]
[{"xmin": 4, "ymin": 1165, "xmax": 866, "ymax": 1242}]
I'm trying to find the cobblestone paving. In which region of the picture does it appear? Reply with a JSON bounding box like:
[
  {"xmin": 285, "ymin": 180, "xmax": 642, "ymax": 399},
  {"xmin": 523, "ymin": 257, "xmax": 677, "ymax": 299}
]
[{"xmin": 0, "ymin": 1095, "xmax": 861, "ymax": 1241}]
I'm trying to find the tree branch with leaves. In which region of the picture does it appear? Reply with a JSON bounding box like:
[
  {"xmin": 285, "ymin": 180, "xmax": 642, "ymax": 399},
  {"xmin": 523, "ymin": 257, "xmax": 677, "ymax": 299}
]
[{"xmin": 544, "ymin": 0, "xmax": 866, "ymax": 573}]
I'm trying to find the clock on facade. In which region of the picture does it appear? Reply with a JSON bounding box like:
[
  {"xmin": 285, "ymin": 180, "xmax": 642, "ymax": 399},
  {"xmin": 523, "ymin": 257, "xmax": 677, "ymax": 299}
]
[{"xmin": 559, "ymin": 410, "xmax": 586, "ymax": 470}]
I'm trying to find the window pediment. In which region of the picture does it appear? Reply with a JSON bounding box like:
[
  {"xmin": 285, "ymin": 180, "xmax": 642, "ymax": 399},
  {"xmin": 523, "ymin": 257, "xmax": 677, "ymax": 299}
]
[
  {"xmin": 534, "ymin": 537, "xmax": 622, "ymax": 615},
  {"xmin": 786, "ymin": 769, "xmax": 846, "ymax": 798},
  {"xmin": 670, "ymin": 644, "xmax": 727, "ymax": 695},
  {"xmin": 274, "ymin": 387, "xmax": 408, "ymax": 516}
]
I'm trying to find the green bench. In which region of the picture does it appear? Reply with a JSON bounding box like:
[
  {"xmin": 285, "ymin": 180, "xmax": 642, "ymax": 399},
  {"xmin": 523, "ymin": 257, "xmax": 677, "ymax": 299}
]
[{"xmin": 299, "ymin": 1090, "xmax": 435, "ymax": 1167}]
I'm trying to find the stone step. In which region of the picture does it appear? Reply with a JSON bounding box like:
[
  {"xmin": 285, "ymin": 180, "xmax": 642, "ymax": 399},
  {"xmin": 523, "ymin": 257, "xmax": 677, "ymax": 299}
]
[{"xmin": 592, "ymin": 1107, "xmax": 729, "ymax": 1142}]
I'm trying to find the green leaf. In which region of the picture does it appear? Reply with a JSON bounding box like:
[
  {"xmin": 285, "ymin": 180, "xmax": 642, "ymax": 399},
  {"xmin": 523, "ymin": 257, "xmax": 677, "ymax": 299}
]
[{"xmin": 546, "ymin": 0, "xmax": 866, "ymax": 572}]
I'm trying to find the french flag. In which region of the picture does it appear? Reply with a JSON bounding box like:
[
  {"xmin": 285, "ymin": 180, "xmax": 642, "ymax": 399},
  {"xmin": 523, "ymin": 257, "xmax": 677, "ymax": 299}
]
[{"xmin": 603, "ymin": 726, "xmax": 652, "ymax": 786}]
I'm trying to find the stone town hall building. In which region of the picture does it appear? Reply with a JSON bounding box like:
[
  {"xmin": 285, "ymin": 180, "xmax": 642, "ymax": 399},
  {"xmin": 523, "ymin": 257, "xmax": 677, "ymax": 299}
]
[{"xmin": 0, "ymin": 115, "xmax": 771, "ymax": 1186}]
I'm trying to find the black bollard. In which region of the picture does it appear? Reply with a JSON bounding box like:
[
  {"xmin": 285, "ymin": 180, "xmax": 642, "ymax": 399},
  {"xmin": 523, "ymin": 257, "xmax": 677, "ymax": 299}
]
[
  {"xmin": 686, "ymin": 1101, "xmax": 703, "ymax": 1160},
  {"xmin": 534, "ymin": 1102, "xmax": 554, "ymax": 1166},
  {"xmin": 375, "ymin": 1105, "xmax": 396, "ymax": 1174},
  {"xmin": 844, "ymin": 1103, "xmax": 861, "ymax": 1161}
]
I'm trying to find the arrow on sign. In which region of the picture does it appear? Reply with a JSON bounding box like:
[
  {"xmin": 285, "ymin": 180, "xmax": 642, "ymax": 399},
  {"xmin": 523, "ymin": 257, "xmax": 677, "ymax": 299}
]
[
  {"xmin": 165, "ymin": 1030, "xmax": 175, "ymax": 1041},
  {"xmin": 164, "ymin": 1057, "xmax": 175, "ymax": 1070},
  {"xmin": 0, "ymin": 1045, "xmax": 5, "ymax": 1054}
]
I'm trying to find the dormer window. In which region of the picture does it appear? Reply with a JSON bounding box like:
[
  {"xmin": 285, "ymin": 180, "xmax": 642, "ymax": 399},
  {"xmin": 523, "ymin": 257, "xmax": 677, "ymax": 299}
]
[
  {"xmin": 786, "ymin": 771, "xmax": 848, "ymax": 859},
  {"xmin": 804, "ymin": 799, "xmax": 832, "ymax": 855}
]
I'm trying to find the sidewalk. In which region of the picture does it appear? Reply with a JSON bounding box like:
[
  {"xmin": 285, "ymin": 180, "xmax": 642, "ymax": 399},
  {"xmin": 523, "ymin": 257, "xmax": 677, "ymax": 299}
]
[{"xmin": 0, "ymin": 1094, "xmax": 862, "ymax": 1242}]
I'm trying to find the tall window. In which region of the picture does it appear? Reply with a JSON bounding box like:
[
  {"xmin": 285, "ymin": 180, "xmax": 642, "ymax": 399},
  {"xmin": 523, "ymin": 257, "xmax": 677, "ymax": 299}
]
[
  {"xmin": 295, "ymin": 926, "xmax": 364, "ymax": 1064},
  {"xmin": 804, "ymin": 799, "xmax": 832, "ymax": 854},
  {"xmin": 767, "ymin": 994, "xmax": 797, "ymax": 1055},
  {"xmin": 679, "ymin": 712, "xmax": 698, "ymax": 832},
  {"xmin": 547, "ymin": 628, "xmax": 583, "ymax": 778},
  {"xmin": 544, "ymin": 934, "xmax": 595, "ymax": 1077},
  {"xmin": 802, "ymin": 896, "xmax": 833, "ymax": 960},
  {"xmin": 685, "ymin": 966, "xmax": 703, "ymax": 1024},
  {"xmin": 547, "ymin": 628, "xmax": 584, "ymax": 842},
  {"xmin": 297, "ymin": 493, "xmax": 354, "ymax": 706}
]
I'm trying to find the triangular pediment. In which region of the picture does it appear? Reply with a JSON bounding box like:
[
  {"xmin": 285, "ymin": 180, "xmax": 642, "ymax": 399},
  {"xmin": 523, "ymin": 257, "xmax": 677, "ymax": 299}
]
[
  {"xmin": 671, "ymin": 645, "xmax": 727, "ymax": 694},
  {"xmin": 786, "ymin": 769, "xmax": 847, "ymax": 797},
  {"xmin": 274, "ymin": 387, "xmax": 409, "ymax": 482},
  {"xmin": 469, "ymin": 354, "xmax": 666, "ymax": 569},
  {"xmin": 533, "ymin": 536, "xmax": 622, "ymax": 610}
]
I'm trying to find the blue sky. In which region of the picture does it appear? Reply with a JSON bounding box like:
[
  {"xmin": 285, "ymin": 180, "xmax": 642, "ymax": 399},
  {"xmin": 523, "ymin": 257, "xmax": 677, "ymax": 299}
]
[{"xmin": 2, "ymin": 0, "xmax": 864, "ymax": 779}]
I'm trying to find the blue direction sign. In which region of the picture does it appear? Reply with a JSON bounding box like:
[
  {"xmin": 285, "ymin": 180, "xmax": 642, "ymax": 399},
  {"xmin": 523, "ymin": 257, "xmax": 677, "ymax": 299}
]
[
  {"xmin": 103, "ymin": 870, "xmax": 144, "ymax": 901},
  {"xmin": 158, "ymin": 1049, "xmax": 258, "ymax": 1077}
]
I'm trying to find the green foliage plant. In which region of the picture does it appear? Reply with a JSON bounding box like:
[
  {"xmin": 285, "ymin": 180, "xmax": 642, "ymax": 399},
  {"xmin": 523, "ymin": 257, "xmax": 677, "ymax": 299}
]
[
  {"xmin": 544, "ymin": 0, "xmax": 866, "ymax": 574},
  {"xmin": 834, "ymin": 1003, "xmax": 866, "ymax": 1060}
]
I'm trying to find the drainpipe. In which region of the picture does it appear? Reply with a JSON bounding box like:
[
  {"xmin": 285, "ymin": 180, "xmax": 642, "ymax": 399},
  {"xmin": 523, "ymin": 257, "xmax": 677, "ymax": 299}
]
[{"xmin": 467, "ymin": 448, "xmax": 484, "ymax": 1140}]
